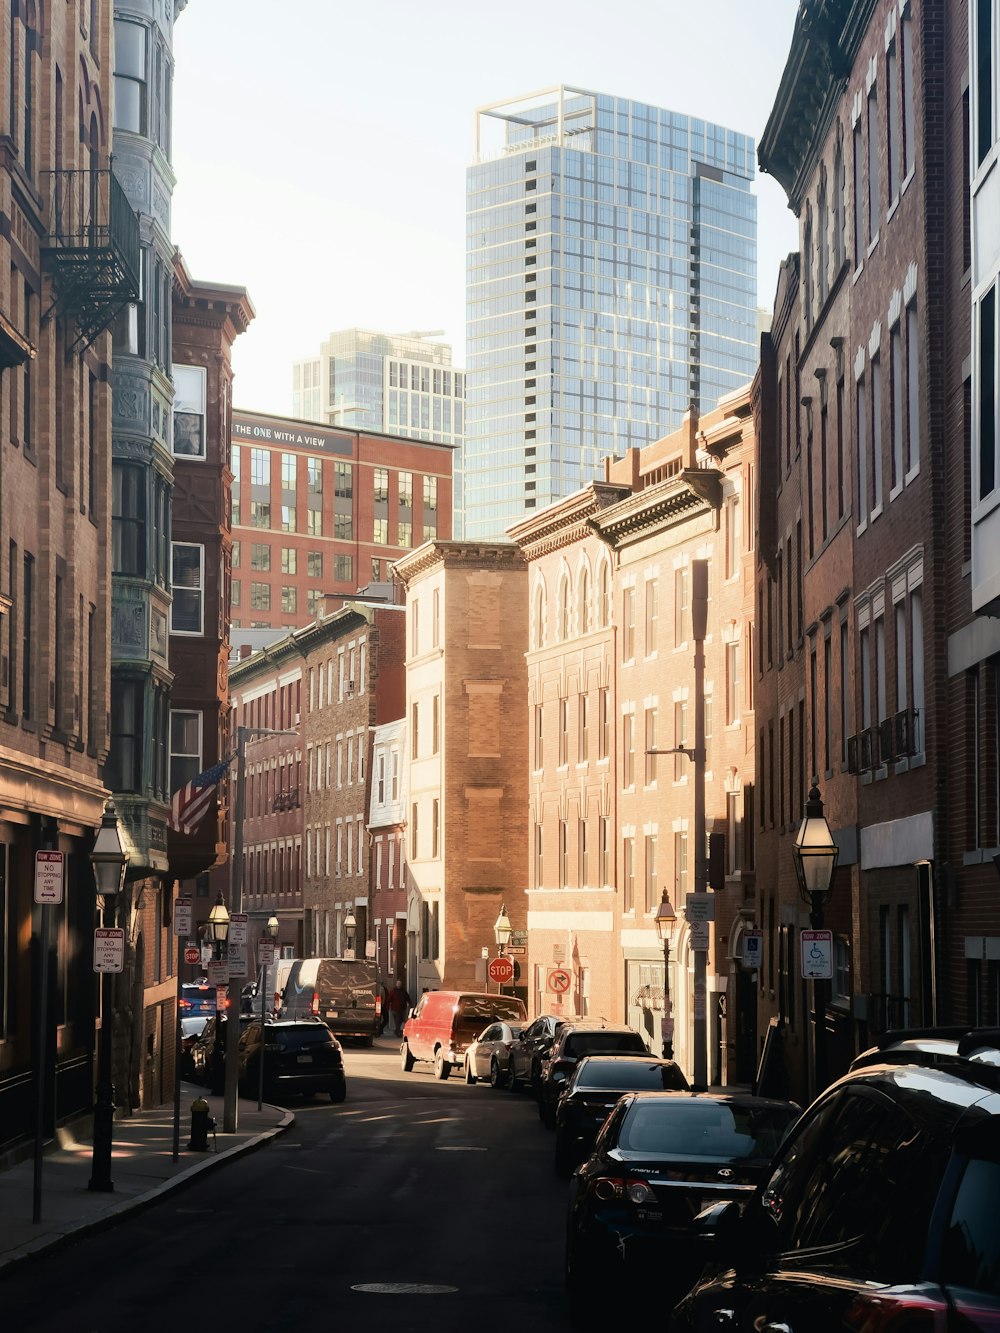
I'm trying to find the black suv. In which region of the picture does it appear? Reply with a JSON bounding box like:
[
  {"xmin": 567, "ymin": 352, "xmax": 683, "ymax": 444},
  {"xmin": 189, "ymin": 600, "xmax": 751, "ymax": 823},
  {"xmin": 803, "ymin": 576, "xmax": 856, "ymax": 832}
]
[
  {"xmin": 537, "ymin": 1021, "xmax": 649, "ymax": 1128},
  {"xmin": 671, "ymin": 1027, "xmax": 1000, "ymax": 1331},
  {"xmin": 237, "ymin": 1017, "xmax": 347, "ymax": 1104}
]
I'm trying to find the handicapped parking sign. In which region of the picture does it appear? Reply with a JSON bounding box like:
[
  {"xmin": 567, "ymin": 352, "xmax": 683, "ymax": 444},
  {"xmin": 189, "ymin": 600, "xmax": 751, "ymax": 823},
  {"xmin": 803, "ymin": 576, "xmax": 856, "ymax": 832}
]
[{"xmin": 800, "ymin": 929, "xmax": 833, "ymax": 980}]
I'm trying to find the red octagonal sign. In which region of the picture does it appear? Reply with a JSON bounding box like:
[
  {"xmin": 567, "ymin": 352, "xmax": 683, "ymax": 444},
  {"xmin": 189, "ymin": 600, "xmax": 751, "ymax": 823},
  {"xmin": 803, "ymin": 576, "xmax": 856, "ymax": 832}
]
[{"xmin": 487, "ymin": 956, "xmax": 515, "ymax": 985}]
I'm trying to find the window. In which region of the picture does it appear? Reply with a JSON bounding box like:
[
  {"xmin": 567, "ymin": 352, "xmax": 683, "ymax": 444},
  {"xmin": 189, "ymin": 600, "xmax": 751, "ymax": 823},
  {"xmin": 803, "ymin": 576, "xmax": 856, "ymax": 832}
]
[
  {"xmin": 108, "ymin": 679, "xmax": 143, "ymax": 792},
  {"xmin": 726, "ymin": 640, "xmax": 741, "ymax": 725},
  {"xmin": 534, "ymin": 704, "xmax": 544, "ymax": 769},
  {"xmin": 251, "ymin": 582, "xmax": 270, "ymax": 611},
  {"xmin": 432, "ymin": 798, "xmax": 440, "ymax": 859},
  {"xmin": 411, "ymin": 701, "xmax": 420, "ymax": 759},
  {"xmin": 840, "ymin": 620, "xmax": 850, "ymax": 764},
  {"xmin": 169, "ymin": 709, "xmax": 202, "ymax": 793},
  {"xmin": 577, "ymin": 567, "xmax": 590, "ymax": 635},
  {"xmin": 559, "ymin": 820, "xmax": 568, "ymax": 888},
  {"xmin": 890, "ymin": 323, "xmax": 904, "ymax": 490},
  {"xmin": 411, "ymin": 802, "xmax": 419, "ymax": 860},
  {"xmin": 906, "ymin": 300, "xmax": 920, "ymax": 474},
  {"xmin": 578, "ymin": 817, "xmax": 589, "ymax": 887},
  {"xmin": 623, "ymin": 835, "xmax": 635, "ymax": 912},
  {"xmin": 674, "ymin": 701, "xmax": 687, "ymax": 781},
  {"xmin": 871, "ymin": 351, "xmax": 883, "ymax": 512},
  {"xmin": 674, "ymin": 832, "xmax": 689, "ymax": 896},
  {"xmin": 623, "ymin": 585, "xmax": 635, "ymax": 659},
  {"xmin": 853, "ymin": 116, "xmax": 864, "ymax": 267},
  {"xmin": 579, "ymin": 693, "xmax": 590, "ymax": 763},
  {"xmin": 308, "ymin": 551, "xmax": 322, "ymax": 579},
  {"xmin": 977, "ymin": 286, "xmax": 996, "ymax": 501},
  {"xmin": 887, "ymin": 34, "xmax": 900, "ymax": 202},
  {"xmin": 114, "ymin": 19, "xmax": 147, "ymax": 134},
  {"xmin": 112, "ymin": 463, "xmax": 146, "ymax": 576},
  {"xmin": 598, "ymin": 561, "xmax": 611, "ymax": 629},
  {"xmin": 559, "ymin": 697, "xmax": 568, "ymax": 766},
  {"xmin": 432, "ymin": 694, "xmax": 440, "ymax": 754},
  {"xmin": 281, "ymin": 587, "xmax": 297, "ymax": 614},
  {"xmin": 373, "ymin": 518, "xmax": 388, "ymax": 545},
  {"xmin": 423, "ymin": 475, "xmax": 438, "ymax": 512},
  {"xmin": 975, "ymin": 0, "xmax": 996, "ymax": 169},
  {"xmin": 623, "ymin": 712, "xmax": 635, "ymax": 788},
  {"xmin": 172, "ymin": 365, "xmax": 206, "ymax": 458},
  {"xmin": 674, "ymin": 567, "xmax": 689, "ymax": 645},
  {"xmin": 834, "ymin": 131, "xmax": 846, "ymax": 269},
  {"xmin": 250, "ymin": 500, "xmax": 271, "ymax": 529},
  {"xmin": 398, "ymin": 471, "xmax": 413, "ymax": 508},
  {"xmin": 645, "ymin": 578, "xmax": 658, "ymax": 654},
  {"xmin": 250, "ymin": 448, "xmax": 269, "ymax": 486},
  {"xmin": 599, "ymin": 817, "xmax": 609, "ymax": 886},
  {"xmin": 171, "ymin": 543, "xmax": 204, "ymax": 634},
  {"xmin": 901, "ymin": 10, "xmax": 916, "ymax": 177},
  {"xmin": 867, "ymin": 85, "xmax": 880, "ymax": 244},
  {"xmin": 641, "ymin": 833, "xmax": 656, "ymax": 912},
  {"xmin": 251, "ymin": 543, "xmax": 270, "ymax": 571},
  {"xmin": 559, "ymin": 576, "xmax": 570, "ymax": 641},
  {"xmin": 374, "ymin": 467, "xmax": 389, "ymax": 504},
  {"xmin": 911, "ymin": 588, "xmax": 925, "ymax": 752},
  {"xmin": 856, "ymin": 373, "xmax": 868, "ymax": 525},
  {"xmin": 599, "ymin": 687, "xmax": 610, "ymax": 760}
]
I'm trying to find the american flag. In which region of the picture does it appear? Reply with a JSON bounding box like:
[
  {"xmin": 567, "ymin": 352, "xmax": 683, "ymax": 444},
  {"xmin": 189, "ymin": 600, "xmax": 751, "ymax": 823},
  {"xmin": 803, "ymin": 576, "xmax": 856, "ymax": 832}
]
[{"xmin": 168, "ymin": 757, "xmax": 233, "ymax": 835}]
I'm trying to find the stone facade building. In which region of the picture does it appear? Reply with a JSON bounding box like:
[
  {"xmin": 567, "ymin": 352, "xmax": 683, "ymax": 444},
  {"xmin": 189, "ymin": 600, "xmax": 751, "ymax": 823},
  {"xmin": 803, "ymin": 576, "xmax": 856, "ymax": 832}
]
[
  {"xmin": 393, "ymin": 543, "xmax": 528, "ymax": 999},
  {"xmin": 510, "ymin": 388, "xmax": 757, "ymax": 1083}
]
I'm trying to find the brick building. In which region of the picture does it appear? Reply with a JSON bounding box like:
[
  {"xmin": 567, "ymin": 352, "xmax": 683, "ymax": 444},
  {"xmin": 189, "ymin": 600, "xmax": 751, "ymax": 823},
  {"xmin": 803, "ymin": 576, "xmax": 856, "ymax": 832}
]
[
  {"xmin": 368, "ymin": 716, "xmax": 410, "ymax": 990},
  {"xmin": 230, "ymin": 409, "xmax": 454, "ymax": 632},
  {"xmin": 0, "ymin": 0, "xmax": 134, "ymax": 1147},
  {"xmin": 222, "ymin": 602, "xmax": 406, "ymax": 965},
  {"xmin": 510, "ymin": 388, "xmax": 757, "ymax": 1082},
  {"xmin": 756, "ymin": 0, "xmax": 976, "ymax": 1101},
  {"xmin": 393, "ymin": 543, "xmax": 528, "ymax": 999}
]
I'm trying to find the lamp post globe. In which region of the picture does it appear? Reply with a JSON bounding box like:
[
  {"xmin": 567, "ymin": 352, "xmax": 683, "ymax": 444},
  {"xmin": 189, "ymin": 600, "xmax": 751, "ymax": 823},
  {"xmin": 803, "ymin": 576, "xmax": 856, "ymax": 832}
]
[
  {"xmin": 207, "ymin": 893, "xmax": 230, "ymax": 955},
  {"xmin": 792, "ymin": 779, "xmax": 838, "ymax": 1097},
  {"xmin": 266, "ymin": 914, "xmax": 279, "ymax": 939},
  {"xmin": 344, "ymin": 909, "xmax": 357, "ymax": 955},
  {"xmin": 493, "ymin": 903, "xmax": 512, "ymax": 951}
]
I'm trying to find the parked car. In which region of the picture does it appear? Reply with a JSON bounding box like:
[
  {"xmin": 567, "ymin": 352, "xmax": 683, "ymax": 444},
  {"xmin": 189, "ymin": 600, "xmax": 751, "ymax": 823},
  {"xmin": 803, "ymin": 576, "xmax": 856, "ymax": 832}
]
[
  {"xmin": 506, "ymin": 1014, "xmax": 564, "ymax": 1093},
  {"xmin": 401, "ymin": 991, "xmax": 527, "ymax": 1080},
  {"xmin": 237, "ymin": 1016, "xmax": 347, "ymax": 1104},
  {"xmin": 179, "ymin": 1015, "xmax": 209, "ymax": 1080},
  {"xmin": 671, "ymin": 1027, "xmax": 1000, "ymax": 1333},
  {"xmin": 464, "ymin": 1021, "xmax": 525, "ymax": 1087},
  {"xmin": 554, "ymin": 1054, "xmax": 690, "ymax": 1176},
  {"xmin": 538, "ymin": 1021, "xmax": 649, "ymax": 1128},
  {"xmin": 566, "ymin": 1091, "xmax": 800, "ymax": 1322},
  {"xmin": 189, "ymin": 1012, "xmax": 253, "ymax": 1089},
  {"xmin": 179, "ymin": 982, "xmax": 216, "ymax": 1017},
  {"xmin": 240, "ymin": 957, "xmax": 300, "ymax": 1014},
  {"xmin": 280, "ymin": 957, "xmax": 381, "ymax": 1044}
]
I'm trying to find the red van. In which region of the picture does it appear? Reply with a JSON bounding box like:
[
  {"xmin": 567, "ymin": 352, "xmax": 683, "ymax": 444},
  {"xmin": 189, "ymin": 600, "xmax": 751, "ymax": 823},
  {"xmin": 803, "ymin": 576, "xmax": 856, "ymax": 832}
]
[{"xmin": 401, "ymin": 990, "xmax": 527, "ymax": 1080}]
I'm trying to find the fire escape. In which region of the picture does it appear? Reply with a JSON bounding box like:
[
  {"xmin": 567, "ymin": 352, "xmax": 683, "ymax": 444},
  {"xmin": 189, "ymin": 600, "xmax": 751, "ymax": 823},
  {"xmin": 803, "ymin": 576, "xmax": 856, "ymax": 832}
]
[{"xmin": 40, "ymin": 167, "xmax": 140, "ymax": 348}]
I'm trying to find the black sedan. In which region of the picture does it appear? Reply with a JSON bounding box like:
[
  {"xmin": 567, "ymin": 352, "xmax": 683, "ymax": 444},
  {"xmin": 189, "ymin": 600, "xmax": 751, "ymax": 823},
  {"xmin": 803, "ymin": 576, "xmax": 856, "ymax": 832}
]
[
  {"xmin": 237, "ymin": 1017, "xmax": 347, "ymax": 1103},
  {"xmin": 554, "ymin": 1055, "xmax": 689, "ymax": 1177},
  {"xmin": 565, "ymin": 1092, "xmax": 799, "ymax": 1322}
]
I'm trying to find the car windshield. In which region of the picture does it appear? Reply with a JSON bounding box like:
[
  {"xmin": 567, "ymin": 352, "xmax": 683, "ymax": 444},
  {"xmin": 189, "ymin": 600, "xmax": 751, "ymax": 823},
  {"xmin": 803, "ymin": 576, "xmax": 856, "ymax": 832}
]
[
  {"xmin": 271, "ymin": 1025, "xmax": 333, "ymax": 1051},
  {"xmin": 575, "ymin": 1061, "xmax": 688, "ymax": 1092},
  {"xmin": 181, "ymin": 1017, "xmax": 208, "ymax": 1039},
  {"xmin": 564, "ymin": 1032, "xmax": 647, "ymax": 1059},
  {"xmin": 618, "ymin": 1100, "xmax": 798, "ymax": 1162},
  {"xmin": 458, "ymin": 996, "xmax": 525, "ymax": 1023},
  {"xmin": 940, "ymin": 1155, "xmax": 1000, "ymax": 1296}
]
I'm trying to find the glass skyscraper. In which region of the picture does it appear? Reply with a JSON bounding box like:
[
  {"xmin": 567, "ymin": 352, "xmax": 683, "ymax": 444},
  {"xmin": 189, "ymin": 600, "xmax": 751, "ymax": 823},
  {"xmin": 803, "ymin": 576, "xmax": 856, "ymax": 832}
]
[{"xmin": 463, "ymin": 86, "xmax": 758, "ymax": 540}]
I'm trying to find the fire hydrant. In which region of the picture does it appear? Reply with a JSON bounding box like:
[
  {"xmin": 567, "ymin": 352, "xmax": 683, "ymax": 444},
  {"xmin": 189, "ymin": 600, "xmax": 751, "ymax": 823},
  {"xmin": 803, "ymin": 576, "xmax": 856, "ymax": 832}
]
[{"xmin": 188, "ymin": 1095, "xmax": 215, "ymax": 1152}]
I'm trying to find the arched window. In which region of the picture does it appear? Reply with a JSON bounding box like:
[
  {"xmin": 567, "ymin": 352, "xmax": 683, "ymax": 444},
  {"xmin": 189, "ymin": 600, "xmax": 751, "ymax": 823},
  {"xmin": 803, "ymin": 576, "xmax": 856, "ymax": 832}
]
[
  {"xmin": 577, "ymin": 566, "xmax": 590, "ymax": 636},
  {"xmin": 558, "ymin": 575, "xmax": 570, "ymax": 641},
  {"xmin": 533, "ymin": 583, "xmax": 546, "ymax": 650},
  {"xmin": 598, "ymin": 560, "xmax": 611, "ymax": 629}
]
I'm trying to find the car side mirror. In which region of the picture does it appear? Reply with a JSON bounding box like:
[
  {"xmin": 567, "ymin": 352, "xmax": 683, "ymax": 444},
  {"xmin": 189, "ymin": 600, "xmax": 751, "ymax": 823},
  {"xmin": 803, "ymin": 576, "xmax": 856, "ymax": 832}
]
[{"xmin": 695, "ymin": 1199, "xmax": 769, "ymax": 1273}]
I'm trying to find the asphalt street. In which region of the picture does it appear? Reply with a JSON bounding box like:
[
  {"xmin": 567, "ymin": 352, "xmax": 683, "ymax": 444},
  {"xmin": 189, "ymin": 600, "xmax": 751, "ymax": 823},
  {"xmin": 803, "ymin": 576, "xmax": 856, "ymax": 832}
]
[{"xmin": 0, "ymin": 1043, "xmax": 596, "ymax": 1332}]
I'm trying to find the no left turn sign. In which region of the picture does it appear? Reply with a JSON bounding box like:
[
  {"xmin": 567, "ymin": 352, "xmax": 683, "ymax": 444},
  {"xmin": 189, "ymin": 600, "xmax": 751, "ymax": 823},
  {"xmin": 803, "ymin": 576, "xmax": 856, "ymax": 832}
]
[{"xmin": 546, "ymin": 967, "xmax": 572, "ymax": 994}]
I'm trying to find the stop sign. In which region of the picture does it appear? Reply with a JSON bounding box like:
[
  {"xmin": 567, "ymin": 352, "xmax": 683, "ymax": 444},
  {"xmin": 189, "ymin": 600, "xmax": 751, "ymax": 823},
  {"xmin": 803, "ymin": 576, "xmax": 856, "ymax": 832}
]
[
  {"xmin": 488, "ymin": 955, "xmax": 514, "ymax": 985},
  {"xmin": 184, "ymin": 946, "xmax": 200, "ymax": 965}
]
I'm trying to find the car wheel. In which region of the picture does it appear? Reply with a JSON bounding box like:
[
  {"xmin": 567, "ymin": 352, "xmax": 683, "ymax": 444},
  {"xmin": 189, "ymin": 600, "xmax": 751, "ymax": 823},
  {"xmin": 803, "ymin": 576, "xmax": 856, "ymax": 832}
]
[
  {"xmin": 433, "ymin": 1050, "xmax": 452, "ymax": 1080},
  {"xmin": 507, "ymin": 1061, "xmax": 519, "ymax": 1091},
  {"xmin": 490, "ymin": 1058, "xmax": 505, "ymax": 1090},
  {"xmin": 465, "ymin": 1057, "xmax": 477, "ymax": 1085},
  {"xmin": 400, "ymin": 1042, "xmax": 415, "ymax": 1073},
  {"xmin": 330, "ymin": 1081, "xmax": 347, "ymax": 1104}
]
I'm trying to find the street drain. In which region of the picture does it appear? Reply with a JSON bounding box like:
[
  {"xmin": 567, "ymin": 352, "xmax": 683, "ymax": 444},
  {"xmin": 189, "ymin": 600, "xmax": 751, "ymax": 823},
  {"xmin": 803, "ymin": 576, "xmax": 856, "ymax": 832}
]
[{"xmin": 351, "ymin": 1283, "xmax": 458, "ymax": 1295}]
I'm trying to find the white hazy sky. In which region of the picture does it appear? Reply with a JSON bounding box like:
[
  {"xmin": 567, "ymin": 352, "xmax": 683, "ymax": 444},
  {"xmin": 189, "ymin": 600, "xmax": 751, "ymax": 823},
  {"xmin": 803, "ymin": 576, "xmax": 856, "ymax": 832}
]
[{"xmin": 171, "ymin": 0, "xmax": 801, "ymax": 418}]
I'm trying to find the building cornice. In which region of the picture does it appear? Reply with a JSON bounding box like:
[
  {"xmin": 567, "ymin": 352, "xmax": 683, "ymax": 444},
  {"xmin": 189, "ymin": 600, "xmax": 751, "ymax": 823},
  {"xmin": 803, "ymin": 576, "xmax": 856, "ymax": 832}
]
[
  {"xmin": 507, "ymin": 482, "xmax": 632, "ymax": 559},
  {"xmin": 759, "ymin": 0, "xmax": 877, "ymax": 214},
  {"xmin": 393, "ymin": 540, "xmax": 525, "ymax": 587},
  {"xmin": 230, "ymin": 602, "xmax": 374, "ymax": 685},
  {"xmin": 589, "ymin": 468, "xmax": 723, "ymax": 549}
]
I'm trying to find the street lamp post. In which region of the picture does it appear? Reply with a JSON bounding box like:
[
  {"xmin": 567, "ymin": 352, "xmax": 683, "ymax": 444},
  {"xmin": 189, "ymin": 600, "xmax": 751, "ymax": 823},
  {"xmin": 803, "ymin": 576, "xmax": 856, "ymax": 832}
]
[
  {"xmin": 493, "ymin": 904, "xmax": 512, "ymax": 994},
  {"xmin": 207, "ymin": 894, "xmax": 230, "ymax": 1096},
  {"xmin": 653, "ymin": 891, "xmax": 677, "ymax": 1060},
  {"xmin": 792, "ymin": 779, "xmax": 839, "ymax": 1094},
  {"xmin": 257, "ymin": 914, "xmax": 279, "ymax": 1111},
  {"xmin": 88, "ymin": 800, "xmax": 129, "ymax": 1193},
  {"xmin": 344, "ymin": 908, "xmax": 357, "ymax": 959}
]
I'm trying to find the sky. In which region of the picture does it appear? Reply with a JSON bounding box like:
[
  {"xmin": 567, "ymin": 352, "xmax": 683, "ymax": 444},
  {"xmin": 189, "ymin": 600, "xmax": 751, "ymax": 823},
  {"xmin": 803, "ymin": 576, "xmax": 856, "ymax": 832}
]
[{"xmin": 171, "ymin": 0, "xmax": 801, "ymax": 419}]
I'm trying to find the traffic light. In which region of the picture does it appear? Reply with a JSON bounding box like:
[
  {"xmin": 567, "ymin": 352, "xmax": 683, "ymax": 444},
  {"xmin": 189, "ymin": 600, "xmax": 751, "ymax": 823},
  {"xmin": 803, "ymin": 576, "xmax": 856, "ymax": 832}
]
[{"xmin": 708, "ymin": 832, "xmax": 726, "ymax": 890}]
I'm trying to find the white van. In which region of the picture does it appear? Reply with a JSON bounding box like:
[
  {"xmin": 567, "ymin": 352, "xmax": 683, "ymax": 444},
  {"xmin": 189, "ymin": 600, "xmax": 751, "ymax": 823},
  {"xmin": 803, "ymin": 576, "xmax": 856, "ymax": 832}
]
[{"xmin": 241, "ymin": 957, "xmax": 299, "ymax": 1014}]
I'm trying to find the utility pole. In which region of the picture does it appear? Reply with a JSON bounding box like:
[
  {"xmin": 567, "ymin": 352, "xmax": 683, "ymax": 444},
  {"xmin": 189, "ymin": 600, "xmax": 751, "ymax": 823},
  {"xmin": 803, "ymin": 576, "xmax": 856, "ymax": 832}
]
[{"xmin": 223, "ymin": 725, "xmax": 297, "ymax": 1133}]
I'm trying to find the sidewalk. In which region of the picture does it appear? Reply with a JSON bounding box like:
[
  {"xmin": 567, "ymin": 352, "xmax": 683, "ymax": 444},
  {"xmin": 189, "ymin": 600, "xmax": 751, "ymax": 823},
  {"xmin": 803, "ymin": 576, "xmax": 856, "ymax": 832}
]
[{"xmin": 0, "ymin": 1084, "xmax": 293, "ymax": 1275}]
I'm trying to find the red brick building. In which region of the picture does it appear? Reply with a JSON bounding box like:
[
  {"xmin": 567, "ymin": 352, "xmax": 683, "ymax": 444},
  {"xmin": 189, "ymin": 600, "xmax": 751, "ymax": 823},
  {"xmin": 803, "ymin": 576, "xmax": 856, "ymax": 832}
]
[
  {"xmin": 230, "ymin": 409, "xmax": 454, "ymax": 631},
  {"xmin": 756, "ymin": 0, "xmax": 975, "ymax": 1101}
]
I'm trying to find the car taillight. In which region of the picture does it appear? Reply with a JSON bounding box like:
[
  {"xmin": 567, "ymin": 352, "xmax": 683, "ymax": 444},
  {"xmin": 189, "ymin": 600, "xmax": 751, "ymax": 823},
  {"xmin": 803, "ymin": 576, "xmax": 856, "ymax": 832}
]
[
  {"xmin": 375, "ymin": 996, "xmax": 382, "ymax": 1015},
  {"xmin": 844, "ymin": 1291, "xmax": 950, "ymax": 1332},
  {"xmin": 311, "ymin": 991, "xmax": 319, "ymax": 1015},
  {"xmin": 592, "ymin": 1176, "xmax": 656, "ymax": 1205}
]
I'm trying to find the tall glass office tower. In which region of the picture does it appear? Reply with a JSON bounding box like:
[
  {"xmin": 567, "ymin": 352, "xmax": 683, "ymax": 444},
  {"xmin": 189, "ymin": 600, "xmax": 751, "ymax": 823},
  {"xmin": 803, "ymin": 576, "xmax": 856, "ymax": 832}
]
[{"xmin": 464, "ymin": 86, "xmax": 758, "ymax": 540}]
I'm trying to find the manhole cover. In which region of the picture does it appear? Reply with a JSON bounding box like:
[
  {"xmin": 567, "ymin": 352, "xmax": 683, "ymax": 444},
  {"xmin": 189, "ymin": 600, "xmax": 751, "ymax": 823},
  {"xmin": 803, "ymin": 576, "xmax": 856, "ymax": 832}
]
[
  {"xmin": 435, "ymin": 1145, "xmax": 486, "ymax": 1152},
  {"xmin": 351, "ymin": 1283, "xmax": 458, "ymax": 1295}
]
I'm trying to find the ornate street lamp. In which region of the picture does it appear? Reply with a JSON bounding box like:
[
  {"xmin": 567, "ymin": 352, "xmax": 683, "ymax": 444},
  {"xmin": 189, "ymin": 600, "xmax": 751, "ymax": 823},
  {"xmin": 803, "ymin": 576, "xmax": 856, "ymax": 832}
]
[
  {"xmin": 207, "ymin": 893, "xmax": 230, "ymax": 958},
  {"xmin": 88, "ymin": 800, "xmax": 129, "ymax": 1193},
  {"xmin": 653, "ymin": 891, "xmax": 677, "ymax": 1060},
  {"xmin": 258, "ymin": 913, "xmax": 281, "ymax": 1111},
  {"xmin": 344, "ymin": 909, "xmax": 357, "ymax": 958},
  {"xmin": 792, "ymin": 779, "xmax": 839, "ymax": 1093}
]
